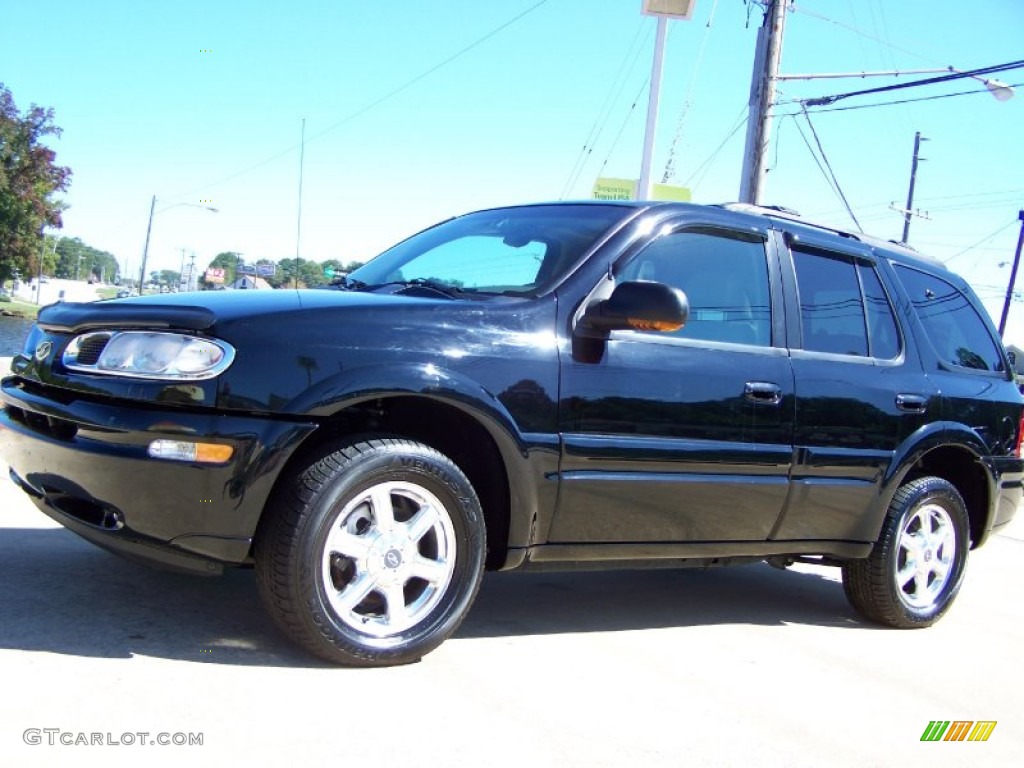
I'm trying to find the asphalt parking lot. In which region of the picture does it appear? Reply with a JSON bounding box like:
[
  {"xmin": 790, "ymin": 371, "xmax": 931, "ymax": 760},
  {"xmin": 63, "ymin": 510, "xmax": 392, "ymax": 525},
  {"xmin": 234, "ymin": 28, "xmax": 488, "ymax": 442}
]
[{"xmin": 1, "ymin": 356, "xmax": 1022, "ymax": 766}]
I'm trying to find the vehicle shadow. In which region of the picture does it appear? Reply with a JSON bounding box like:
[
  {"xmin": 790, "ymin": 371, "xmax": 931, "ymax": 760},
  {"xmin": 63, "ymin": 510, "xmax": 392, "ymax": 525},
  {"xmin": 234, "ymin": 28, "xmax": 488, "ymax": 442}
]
[
  {"xmin": 460, "ymin": 560, "xmax": 862, "ymax": 639},
  {"xmin": 0, "ymin": 527, "xmax": 869, "ymax": 668}
]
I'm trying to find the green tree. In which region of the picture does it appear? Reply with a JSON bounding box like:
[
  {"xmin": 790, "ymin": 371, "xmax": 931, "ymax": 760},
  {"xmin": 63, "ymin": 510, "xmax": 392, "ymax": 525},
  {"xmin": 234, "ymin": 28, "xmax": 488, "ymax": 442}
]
[
  {"xmin": 200, "ymin": 251, "xmax": 243, "ymax": 289},
  {"xmin": 158, "ymin": 269, "xmax": 181, "ymax": 288},
  {"xmin": 0, "ymin": 83, "xmax": 71, "ymax": 284},
  {"xmin": 53, "ymin": 237, "xmax": 120, "ymax": 282}
]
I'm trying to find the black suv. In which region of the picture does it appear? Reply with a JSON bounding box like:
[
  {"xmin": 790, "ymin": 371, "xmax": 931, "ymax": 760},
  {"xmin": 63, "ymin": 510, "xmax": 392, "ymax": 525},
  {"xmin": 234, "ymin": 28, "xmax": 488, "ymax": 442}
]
[{"xmin": 2, "ymin": 201, "xmax": 1021, "ymax": 666}]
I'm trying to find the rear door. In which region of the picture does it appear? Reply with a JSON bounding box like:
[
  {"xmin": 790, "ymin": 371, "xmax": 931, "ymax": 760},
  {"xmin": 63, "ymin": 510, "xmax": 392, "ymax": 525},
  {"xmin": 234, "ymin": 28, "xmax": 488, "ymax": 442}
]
[{"xmin": 771, "ymin": 231, "xmax": 939, "ymax": 543}]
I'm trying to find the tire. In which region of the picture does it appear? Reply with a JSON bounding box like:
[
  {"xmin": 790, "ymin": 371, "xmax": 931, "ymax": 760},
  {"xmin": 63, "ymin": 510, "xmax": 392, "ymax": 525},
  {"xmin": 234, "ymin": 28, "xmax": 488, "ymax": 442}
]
[
  {"xmin": 842, "ymin": 476, "xmax": 969, "ymax": 628},
  {"xmin": 255, "ymin": 437, "xmax": 486, "ymax": 666}
]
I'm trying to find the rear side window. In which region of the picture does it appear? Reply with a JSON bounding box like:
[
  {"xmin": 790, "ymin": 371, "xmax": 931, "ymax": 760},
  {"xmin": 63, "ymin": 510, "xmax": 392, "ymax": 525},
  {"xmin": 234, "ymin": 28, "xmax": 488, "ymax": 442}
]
[
  {"xmin": 859, "ymin": 264, "xmax": 900, "ymax": 359},
  {"xmin": 792, "ymin": 249, "xmax": 899, "ymax": 358},
  {"xmin": 894, "ymin": 265, "xmax": 1005, "ymax": 372}
]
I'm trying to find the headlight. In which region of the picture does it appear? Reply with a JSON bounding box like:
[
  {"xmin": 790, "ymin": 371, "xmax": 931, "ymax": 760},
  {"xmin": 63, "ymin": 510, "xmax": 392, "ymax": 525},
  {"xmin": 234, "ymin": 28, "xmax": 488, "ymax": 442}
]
[{"xmin": 63, "ymin": 331, "xmax": 235, "ymax": 380}]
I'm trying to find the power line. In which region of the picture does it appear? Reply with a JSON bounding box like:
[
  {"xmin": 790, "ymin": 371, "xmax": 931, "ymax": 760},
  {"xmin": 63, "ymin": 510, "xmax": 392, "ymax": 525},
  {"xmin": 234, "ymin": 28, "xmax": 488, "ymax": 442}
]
[
  {"xmin": 802, "ymin": 60, "xmax": 1024, "ymax": 107},
  {"xmin": 593, "ymin": 78, "xmax": 650, "ymax": 182},
  {"xmin": 559, "ymin": 19, "xmax": 650, "ymax": 199},
  {"xmin": 779, "ymin": 81, "xmax": 1024, "ymax": 115},
  {"xmin": 799, "ymin": 105, "xmax": 863, "ymax": 232},
  {"xmin": 661, "ymin": 0, "xmax": 721, "ymax": 184},
  {"xmin": 168, "ymin": 0, "xmax": 553, "ymax": 201},
  {"xmin": 682, "ymin": 105, "xmax": 748, "ymax": 189},
  {"xmin": 945, "ymin": 220, "xmax": 1019, "ymax": 263},
  {"xmin": 790, "ymin": 4, "xmax": 956, "ymax": 67}
]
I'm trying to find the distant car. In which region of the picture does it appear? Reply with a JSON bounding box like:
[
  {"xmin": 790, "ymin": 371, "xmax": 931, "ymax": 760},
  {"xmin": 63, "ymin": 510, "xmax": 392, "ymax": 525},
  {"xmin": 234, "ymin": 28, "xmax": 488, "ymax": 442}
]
[
  {"xmin": 40, "ymin": 277, "xmax": 50, "ymax": 284},
  {"xmin": 116, "ymin": 290, "xmax": 130, "ymax": 298}
]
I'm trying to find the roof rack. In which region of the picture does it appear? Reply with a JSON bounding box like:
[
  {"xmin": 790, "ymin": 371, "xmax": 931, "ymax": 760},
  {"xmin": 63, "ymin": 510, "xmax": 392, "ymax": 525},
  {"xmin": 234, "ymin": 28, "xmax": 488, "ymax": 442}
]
[
  {"xmin": 715, "ymin": 201, "xmax": 864, "ymax": 242},
  {"xmin": 716, "ymin": 202, "xmax": 945, "ymax": 268},
  {"xmin": 717, "ymin": 202, "xmax": 802, "ymax": 218}
]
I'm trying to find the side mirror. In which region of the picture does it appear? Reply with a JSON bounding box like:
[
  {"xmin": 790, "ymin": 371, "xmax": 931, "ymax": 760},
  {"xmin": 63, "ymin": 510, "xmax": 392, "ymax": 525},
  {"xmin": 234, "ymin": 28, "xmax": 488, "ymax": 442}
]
[{"xmin": 578, "ymin": 280, "xmax": 688, "ymax": 337}]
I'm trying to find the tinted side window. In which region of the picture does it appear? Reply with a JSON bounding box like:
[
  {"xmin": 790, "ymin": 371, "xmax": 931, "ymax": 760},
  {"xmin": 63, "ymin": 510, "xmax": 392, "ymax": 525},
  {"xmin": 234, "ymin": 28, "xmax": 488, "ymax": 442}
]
[
  {"xmin": 859, "ymin": 263, "xmax": 900, "ymax": 359},
  {"xmin": 894, "ymin": 265, "xmax": 1005, "ymax": 372},
  {"xmin": 620, "ymin": 229, "xmax": 771, "ymax": 346},
  {"xmin": 793, "ymin": 249, "xmax": 868, "ymax": 356}
]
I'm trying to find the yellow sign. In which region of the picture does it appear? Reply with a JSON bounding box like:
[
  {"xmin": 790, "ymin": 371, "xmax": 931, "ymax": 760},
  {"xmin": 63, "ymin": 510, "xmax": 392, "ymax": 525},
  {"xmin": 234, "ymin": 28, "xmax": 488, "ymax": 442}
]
[
  {"xmin": 593, "ymin": 178, "xmax": 637, "ymax": 201},
  {"xmin": 652, "ymin": 183, "xmax": 691, "ymax": 202},
  {"xmin": 593, "ymin": 178, "xmax": 691, "ymax": 203}
]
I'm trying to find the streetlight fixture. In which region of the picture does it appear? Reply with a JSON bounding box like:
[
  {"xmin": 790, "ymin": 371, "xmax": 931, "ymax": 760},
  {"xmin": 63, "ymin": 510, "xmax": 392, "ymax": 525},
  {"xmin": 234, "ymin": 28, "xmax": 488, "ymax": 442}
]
[{"xmin": 137, "ymin": 196, "xmax": 218, "ymax": 295}]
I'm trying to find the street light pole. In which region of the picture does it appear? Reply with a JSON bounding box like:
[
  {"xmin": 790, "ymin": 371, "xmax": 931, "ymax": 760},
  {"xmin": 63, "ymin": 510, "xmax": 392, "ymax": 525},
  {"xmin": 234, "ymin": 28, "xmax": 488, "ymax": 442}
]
[
  {"xmin": 36, "ymin": 234, "xmax": 64, "ymax": 305},
  {"xmin": 137, "ymin": 194, "xmax": 157, "ymax": 294},
  {"xmin": 136, "ymin": 196, "xmax": 217, "ymax": 295},
  {"xmin": 998, "ymin": 210, "xmax": 1024, "ymax": 338},
  {"xmin": 638, "ymin": 1, "xmax": 697, "ymax": 201},
  {"xmin": 638, "ymin": 16, "xmax": 669, "ymax": 202}
]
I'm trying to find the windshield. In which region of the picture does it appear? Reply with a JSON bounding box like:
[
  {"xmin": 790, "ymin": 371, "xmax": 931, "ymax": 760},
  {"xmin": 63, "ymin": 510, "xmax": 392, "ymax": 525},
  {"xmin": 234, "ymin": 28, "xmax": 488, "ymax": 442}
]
[{"xmin": 347, "ymin": 204, "xmax": 631, "ymax": 296}]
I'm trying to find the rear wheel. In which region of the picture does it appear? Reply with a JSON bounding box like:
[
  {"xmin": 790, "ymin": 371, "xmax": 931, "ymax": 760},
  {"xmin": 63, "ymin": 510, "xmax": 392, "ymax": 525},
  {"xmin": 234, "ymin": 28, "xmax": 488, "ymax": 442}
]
[
  {"xmin": 255, "ymin": 438, "xmax": 486, "ymax": 666},
  {"xmin": 842, "ymin": 476, "xmax": 969, "ymax": 628}
]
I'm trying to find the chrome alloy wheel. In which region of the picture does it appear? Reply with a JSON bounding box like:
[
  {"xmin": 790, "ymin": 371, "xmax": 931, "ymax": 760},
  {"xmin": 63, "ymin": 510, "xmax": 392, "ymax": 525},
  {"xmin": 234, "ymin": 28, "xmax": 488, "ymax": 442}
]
[
  {"xmin": 894, "ymin": 502, "xmax": 956, "ymax": 611},
  {"xmin": 320, "ymin": 481, "xmax": 457, "ymax": 637}
]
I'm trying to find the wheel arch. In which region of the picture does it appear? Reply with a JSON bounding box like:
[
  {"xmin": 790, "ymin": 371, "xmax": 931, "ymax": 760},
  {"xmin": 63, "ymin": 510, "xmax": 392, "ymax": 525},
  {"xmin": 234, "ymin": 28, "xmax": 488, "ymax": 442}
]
[
  {"xmin": 881, "ymin": 423, "xmax": 996, "ymax": 550},
  {"xmin": 264, "ymin": 365, "xmax": 539, "ymax": 570}
]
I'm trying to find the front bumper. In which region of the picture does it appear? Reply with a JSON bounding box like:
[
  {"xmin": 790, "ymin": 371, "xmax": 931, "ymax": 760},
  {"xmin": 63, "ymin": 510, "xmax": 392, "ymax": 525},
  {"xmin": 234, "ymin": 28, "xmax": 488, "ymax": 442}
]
[{"xmin": 0, "ymin": 376, "xmax": 317, "ymax": 572}]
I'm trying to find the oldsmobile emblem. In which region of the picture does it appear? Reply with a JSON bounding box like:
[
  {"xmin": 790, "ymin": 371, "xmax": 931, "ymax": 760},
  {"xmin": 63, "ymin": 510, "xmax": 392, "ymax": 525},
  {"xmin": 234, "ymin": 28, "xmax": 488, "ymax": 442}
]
[{"xmin": 34, "ymin": 341, "xmax": 53, "ymax": 362}]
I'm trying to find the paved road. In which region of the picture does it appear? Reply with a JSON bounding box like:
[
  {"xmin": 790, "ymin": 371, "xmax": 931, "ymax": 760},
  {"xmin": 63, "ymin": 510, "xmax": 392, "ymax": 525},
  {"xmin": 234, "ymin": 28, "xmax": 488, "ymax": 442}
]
[{"xmin": 0, "ymin": 390, "xmax": 1021, "ymax": 765}]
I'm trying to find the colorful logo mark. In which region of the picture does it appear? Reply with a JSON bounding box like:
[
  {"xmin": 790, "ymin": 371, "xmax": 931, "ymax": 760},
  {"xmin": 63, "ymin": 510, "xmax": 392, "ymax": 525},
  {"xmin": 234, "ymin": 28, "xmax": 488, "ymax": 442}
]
[{"xmin": 921, "ymin": 721, "xmax": 997, "ymax": 742}]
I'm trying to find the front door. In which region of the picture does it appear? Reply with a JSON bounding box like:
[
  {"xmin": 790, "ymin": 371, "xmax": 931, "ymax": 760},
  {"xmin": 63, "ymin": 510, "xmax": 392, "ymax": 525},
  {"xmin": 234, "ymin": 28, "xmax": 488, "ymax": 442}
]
[{"xmin": 552, "ymin": 221, "xmax": 795, "ymax": 544}]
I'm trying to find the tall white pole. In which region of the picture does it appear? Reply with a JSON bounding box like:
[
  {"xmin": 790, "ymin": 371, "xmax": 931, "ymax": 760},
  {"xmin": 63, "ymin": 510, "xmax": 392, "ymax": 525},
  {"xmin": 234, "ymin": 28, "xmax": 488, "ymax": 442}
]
[
  {"xmin": 739, "ymin": 0, "xmax": 787, "ymax": 204},
  {"xmin": 295, "ymin": 117, "xmax": 305, "ymax": 288},
  {"xmin": 639, "ymin": 16, "xmax": 669, "ymax": 201}
]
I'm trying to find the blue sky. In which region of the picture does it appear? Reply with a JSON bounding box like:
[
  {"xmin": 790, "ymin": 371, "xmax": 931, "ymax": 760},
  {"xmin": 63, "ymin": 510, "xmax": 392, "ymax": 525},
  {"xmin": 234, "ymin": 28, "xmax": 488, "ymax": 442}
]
[{"xmin": 3, "ymin": 1, "xmax": 1023, "ymax": 337}]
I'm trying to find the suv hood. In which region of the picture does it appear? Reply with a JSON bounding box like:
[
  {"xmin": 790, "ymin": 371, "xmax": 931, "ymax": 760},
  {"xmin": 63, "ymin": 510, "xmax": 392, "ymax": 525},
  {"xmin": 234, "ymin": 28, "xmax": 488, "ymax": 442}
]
[{"xmin": 34, "ymin": 289, "xmax": 433, "ymax": 334}]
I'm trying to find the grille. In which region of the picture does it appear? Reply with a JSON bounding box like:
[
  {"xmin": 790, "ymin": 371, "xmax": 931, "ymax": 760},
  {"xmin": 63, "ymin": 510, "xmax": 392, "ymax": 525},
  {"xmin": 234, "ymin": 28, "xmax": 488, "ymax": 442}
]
[
  {"xmin": 71, "ymin": 333, "xmax": 111, "ymax": 366},
  {"xmin": 5, "ymin": 405, "xmax": 78, "ymax": 441}
]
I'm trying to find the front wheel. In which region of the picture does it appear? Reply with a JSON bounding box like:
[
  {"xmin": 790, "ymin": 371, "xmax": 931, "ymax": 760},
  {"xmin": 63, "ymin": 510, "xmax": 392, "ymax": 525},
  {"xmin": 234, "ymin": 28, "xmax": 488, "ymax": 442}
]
[
  {"xmin": 842, "ymin": 476, "xmax": 969, "ymax": 628},
  {"xmin": 255, "ymin": 438, "xmax": 486, "ymax": 666}
]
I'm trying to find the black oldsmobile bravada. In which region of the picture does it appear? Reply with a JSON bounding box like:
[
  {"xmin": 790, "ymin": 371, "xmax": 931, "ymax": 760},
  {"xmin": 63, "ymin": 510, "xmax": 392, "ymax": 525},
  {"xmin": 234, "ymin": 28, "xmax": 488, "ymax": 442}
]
[{"xmin": 2, "ymin": 201, "xmax": 1021, "ymax": 666}]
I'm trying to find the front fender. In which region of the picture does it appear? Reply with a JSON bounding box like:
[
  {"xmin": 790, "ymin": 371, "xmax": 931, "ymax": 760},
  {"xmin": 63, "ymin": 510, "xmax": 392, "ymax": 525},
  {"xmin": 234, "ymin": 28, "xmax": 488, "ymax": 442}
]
[
  {"xmin": 281, "ymin": 362, "xmax": 552, "ymax": 556},
  {"xmin": 286, "ymin": 361, "xmax": 528, "ymax": 452}
]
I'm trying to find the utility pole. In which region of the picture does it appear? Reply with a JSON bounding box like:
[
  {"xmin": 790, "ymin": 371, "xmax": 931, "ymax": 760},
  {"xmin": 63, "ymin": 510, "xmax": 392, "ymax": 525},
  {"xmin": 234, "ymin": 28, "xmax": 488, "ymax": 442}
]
[
  {"xmin": 998, "ymin": 209, "xmax": 1024, "ymax": 338},
  {"xmin": 138, "ymin": 194, "xmax": 156, "ymax": 294},
  {"xmin": 739, "ymin": 0, "xmax": 787, "ymax": 205},
  {"xmin": 178, "ymin": 247, "xmax": 187, "ymax": 292},
  {"xmin": 901, "ymin": 132, "xmax": 928, "ymax": 243}
]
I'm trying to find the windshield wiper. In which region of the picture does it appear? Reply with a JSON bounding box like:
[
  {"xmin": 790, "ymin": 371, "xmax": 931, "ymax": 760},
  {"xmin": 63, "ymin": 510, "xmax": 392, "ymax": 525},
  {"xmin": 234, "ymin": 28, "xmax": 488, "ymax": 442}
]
[
  {"xmin": 358, "ymin": 278, "xmax": 471, "ymax": 299},
  {"xmin": 332, "ymin": 276, "xmax": 368, "ymax": 290}
]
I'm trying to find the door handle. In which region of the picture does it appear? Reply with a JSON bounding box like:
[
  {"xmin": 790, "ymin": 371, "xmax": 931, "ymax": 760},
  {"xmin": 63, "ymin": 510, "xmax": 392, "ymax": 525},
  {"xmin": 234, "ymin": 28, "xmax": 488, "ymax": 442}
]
[
  {"xmin": 745, "ymin": 381, "xmax": 782, "ymax": 406},
  {"xmin": 896, "ymin": 393, "xmax": 927, "ymax": 413}
]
